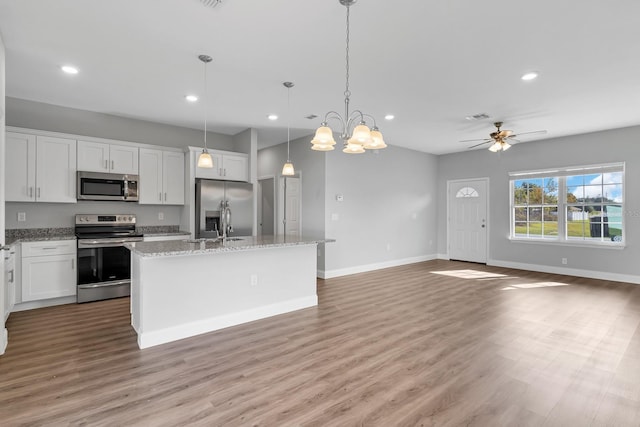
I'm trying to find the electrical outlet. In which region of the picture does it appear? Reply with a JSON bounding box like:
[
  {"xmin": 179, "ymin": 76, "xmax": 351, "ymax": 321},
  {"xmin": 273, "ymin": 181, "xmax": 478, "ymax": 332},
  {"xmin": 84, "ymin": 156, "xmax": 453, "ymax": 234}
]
[
  {"xmin": 331, "ymin": 213, "xmax": 339, "ymax": 221},
  {"xmin": 562, "ymin": 258, "xmax": 568, "ymax": 265},
  {"xmin": 158, "ymin": 212, "xmax": 164, "ymax": 220},
  {"xmin": 250, "ymin": 274, "xmax": 258, "ymax": 286},
  {"xmin": 17, "ymin": 212, "xmax": 26, "ymax": 222}
]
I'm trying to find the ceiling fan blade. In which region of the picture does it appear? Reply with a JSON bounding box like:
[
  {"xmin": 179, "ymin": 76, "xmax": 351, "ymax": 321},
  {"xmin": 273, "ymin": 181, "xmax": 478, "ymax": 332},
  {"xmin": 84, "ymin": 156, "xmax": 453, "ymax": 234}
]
[
  {"xmin": 468, "ymin": 141, "xmax": 491, "ymax": 149},
  {"xmin": 510, "ymin": 130, "xmax": 547, "ymax": 137},
  {"xmin": 460, "ymin": 138, "xmax": 491, "ymax": 143}
]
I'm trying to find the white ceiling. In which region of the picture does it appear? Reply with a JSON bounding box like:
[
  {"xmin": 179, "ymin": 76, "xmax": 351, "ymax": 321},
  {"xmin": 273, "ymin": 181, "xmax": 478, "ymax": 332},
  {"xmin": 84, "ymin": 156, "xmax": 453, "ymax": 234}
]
[{"xmin": 1, "ymin": 0, "xmax": 639, "ymax": 155}]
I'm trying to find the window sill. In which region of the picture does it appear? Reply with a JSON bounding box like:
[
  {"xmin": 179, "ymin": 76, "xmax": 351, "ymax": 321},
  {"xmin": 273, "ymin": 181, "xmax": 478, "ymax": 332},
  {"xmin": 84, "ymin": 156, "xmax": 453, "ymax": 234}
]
[{"xmin": 508, "ymin": 237, "xmax": 625, "ymax": 250}]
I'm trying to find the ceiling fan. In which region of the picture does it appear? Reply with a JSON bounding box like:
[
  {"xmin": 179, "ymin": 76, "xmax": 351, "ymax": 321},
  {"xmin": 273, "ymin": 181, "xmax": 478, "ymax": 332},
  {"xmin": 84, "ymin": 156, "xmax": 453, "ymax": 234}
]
[{"xmin": 461, "ymin": 121, "xmax": 547, "ymax": 152}]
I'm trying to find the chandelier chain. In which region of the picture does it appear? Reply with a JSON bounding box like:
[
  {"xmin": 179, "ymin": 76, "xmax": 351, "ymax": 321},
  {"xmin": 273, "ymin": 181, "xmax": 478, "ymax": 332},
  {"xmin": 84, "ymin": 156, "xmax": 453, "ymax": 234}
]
[{"xmin": 344, "ymin": 4, "xmax": 351, "ymax": 101}]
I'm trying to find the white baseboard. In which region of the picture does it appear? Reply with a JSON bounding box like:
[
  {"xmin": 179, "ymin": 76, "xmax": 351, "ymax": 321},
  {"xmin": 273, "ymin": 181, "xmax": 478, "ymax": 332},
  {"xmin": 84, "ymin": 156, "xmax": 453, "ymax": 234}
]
[
  {"xmin": 12, "ymin": 296, "xmax": 77, "ymax": 312},
  {"xmin": 319, "ymin": 254, "xmax": 437, "ymax": 279},
  {"xmin": 138, "ymin": 295, "xmax": 318, "ymax": 349},
  {"xmin": 488, "ymin": 259, "xmax": 640, "ymax": 285},
  {"xmin": 0, "ymin": 328, "xmax": 7, "ymax": 355},
  {"xmin": 437, "ymin": 253, "xmax": 450, "ymax": 260}
]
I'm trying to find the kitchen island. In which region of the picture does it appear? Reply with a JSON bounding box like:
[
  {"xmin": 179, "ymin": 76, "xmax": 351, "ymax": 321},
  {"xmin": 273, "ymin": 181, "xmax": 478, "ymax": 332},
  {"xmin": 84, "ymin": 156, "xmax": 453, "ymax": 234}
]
[{"xmin": 127, "ymin": 236, "xmax": 331, "ymax": 349}]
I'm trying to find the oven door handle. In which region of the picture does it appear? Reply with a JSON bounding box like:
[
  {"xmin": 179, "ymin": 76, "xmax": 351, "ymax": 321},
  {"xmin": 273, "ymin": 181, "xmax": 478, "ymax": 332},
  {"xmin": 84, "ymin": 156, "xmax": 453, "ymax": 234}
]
[
  {"xmin": 78, "ymin": 280, "xmax": 130, "ymax": 289},
  {"xmin": 78, "ymin": 239, "xmax": 141, "ymax": 248}
]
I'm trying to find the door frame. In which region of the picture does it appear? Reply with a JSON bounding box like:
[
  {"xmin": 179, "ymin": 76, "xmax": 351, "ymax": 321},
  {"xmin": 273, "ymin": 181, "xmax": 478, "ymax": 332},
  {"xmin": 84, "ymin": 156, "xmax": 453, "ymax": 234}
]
[{"xmin": 446, "ymin": 177, "xmax": 490, "ymax": 262}]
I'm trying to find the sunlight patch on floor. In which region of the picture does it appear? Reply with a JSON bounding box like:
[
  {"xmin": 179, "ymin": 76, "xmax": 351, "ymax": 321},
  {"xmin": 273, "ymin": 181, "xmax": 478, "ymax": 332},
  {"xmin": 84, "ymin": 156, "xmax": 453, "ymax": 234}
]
[
  {"xmin": 501, "ymin": 282, "xmax": 570, "ymax": 291},
  {"xmin": 431, "ymin": 269, "xmax": 509, "ymax": 279}
]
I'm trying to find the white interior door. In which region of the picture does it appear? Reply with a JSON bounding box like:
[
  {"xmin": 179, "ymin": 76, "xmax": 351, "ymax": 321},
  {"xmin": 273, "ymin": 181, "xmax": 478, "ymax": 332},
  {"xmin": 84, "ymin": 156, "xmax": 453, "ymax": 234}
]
[
  {"xmin": 448, "ymin": 179, "xmax": 488, "ymax": 263},
  {"xmin": 278, "ymin": 176, "xmax": 301, "ymax": 237}
]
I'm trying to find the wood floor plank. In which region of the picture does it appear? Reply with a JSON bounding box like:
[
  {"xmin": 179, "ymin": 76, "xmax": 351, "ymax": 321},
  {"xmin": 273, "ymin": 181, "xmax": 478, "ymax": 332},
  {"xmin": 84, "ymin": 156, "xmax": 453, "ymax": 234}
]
[{"xmin": 1, "ymin": 260, "xmax": 639, "ymax": 426}]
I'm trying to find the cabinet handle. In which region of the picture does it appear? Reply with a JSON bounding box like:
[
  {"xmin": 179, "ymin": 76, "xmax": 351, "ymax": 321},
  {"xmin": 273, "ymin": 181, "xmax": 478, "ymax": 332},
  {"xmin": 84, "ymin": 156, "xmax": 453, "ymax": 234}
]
[
  {"xmin": 37, "ymin": 187, "xmax": 41, "ymax": 199},
  {"xmin": 71, "ymin": 259, "xmax": 75, "ymax": 270},
  {"xmin": 29, "ymin": 187, "xmax": 33, "ymax": 198},
  {"xmin": 159, "ymin": 192, "xmax": 162, "ymax": 202},
  {"xmin": 224, "ymin": 168, "xmax": 227, "ymax": 176},
  {"xmin": 41, "ymin": 247, "xmax": 57, "ymax": 250},
  {"xmin": 111, "ymin": 160, "xmax": 115, "ymax": 170},
  {"xmin": 105, "ymin": 160, "xmax": 109, "ymax": 169},
  {"xmin": 9, "ymin": 270, "xmax": 14, "ymax": 283}
]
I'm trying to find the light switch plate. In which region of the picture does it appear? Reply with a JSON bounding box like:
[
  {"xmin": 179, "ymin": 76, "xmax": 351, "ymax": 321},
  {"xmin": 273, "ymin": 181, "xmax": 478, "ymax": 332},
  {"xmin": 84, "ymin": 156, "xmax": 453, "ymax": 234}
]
[{"xmin": 17, "ymin": 212, "xmax": 26, "ymax": 222}]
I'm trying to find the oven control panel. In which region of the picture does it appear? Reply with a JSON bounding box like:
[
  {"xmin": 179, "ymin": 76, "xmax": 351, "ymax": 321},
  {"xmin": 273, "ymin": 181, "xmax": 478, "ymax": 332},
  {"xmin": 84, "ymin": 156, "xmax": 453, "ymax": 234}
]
[{"xmin": 75, "ymin": 214, "xmax": 136, "ymax": 225}]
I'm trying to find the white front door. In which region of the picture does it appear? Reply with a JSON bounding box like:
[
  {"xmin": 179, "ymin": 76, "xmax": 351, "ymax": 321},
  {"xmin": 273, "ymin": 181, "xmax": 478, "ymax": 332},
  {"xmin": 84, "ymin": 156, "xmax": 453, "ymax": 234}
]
[{"xmin": 448, "ymin": 179, "xmax": 488, "ymax": 263}]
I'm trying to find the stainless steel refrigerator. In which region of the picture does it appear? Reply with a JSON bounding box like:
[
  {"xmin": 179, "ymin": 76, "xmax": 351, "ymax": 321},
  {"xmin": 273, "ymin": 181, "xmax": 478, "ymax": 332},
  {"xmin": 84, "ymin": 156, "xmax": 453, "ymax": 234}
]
[{"xmin": 195, "ymin": 179, "xmax": 254, "ymax": 239}]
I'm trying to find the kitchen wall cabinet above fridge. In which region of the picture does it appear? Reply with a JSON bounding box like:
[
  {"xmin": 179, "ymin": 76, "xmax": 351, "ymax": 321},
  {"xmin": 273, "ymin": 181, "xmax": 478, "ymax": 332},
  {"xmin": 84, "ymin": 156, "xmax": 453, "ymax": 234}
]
[
  {"xmin": 5, "ymin": 132, "xmax": 77, "ymax": 203},
  {"xmin": 192, "ymin": 148, "xmax": 249, "ymax": 182},
  {"xmin": 77, "ymin": 140, "xmax": 139, "ymax": 175}
]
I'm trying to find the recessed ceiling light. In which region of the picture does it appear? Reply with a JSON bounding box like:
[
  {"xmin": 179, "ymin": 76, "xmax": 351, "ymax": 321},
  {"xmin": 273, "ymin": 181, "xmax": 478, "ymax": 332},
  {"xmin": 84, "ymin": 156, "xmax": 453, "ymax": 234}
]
[
  {"xmin": 61, "ymin": 65, "xmax": 79, "ymax": 75},
  {"xmin": 384, "ymin": 114, "xmax": 395, "ymax": 120},
  {"xmin": 268, "ymin": 114, "xmax": 278, "ymax": 121},
  {"xmin": 521, "ymin": 72, "xmax": 538, "ymax": 81},
  {"xmin": 185, "ymin": 95, "xmax": 198, "ymax": 102}
]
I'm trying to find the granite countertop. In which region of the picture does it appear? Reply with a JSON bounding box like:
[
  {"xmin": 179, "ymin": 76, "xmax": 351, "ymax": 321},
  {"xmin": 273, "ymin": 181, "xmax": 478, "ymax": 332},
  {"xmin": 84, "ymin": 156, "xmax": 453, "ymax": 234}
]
[
  {"xmin": 5, "ymin": 228, "xmax": 76, "ymax": 246},
  {"xmin": 142, "ymin": 231, "xmax": 191, "ymax": 237},
  {"xmin": 126, "ymin": 235, "xmax": 334, "ymax": 258}
]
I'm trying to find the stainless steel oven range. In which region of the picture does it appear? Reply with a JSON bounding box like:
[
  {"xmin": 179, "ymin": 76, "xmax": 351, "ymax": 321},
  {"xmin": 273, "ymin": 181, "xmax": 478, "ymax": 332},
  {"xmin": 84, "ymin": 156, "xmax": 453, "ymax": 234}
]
[{"xmin": 75, "ymin": 214, "xmax": 143, "ymax": 303}]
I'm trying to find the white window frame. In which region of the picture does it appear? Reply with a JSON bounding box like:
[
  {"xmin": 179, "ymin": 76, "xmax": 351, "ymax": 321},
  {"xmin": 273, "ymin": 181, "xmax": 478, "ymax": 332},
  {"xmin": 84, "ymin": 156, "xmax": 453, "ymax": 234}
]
[{"xmin": 509, "ymin": 162, "xmax": 625, "ymax": 248}]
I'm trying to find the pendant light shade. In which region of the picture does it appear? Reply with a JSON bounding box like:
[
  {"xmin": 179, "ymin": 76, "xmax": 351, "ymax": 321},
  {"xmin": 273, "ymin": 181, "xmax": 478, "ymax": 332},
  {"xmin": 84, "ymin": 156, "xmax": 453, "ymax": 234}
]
[
  {"xmin": 282, "ymin": 82, "xmax": 295, "ymax": 176},
  {"xmin": 282, "ymin": 162, "xmax": 295, "ymax": 176},
  {"xmin": 365, "ymin": 127, "xmax": 387, "ymax": 149},
  {"xmin": 197, "ymin": 150, "xmax": 214, "ymax": 167},
  {"xmin": 197, "ymin": 54, "xmax": 214, "ymax": 168},
  {"xmin": 310, "ymin": 125, "xmax": 337, "ymax": 151}
]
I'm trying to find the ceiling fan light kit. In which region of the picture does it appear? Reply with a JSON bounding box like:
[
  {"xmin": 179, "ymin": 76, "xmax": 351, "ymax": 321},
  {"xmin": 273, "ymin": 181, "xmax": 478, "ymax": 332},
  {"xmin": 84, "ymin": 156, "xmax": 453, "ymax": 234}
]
[
  {"xmin": 310, "ymin": 0, "xmax": 387, "ymax": 154},
  {"xmin": 463, "ymin": 121, "xmax": 546, "ymax": 153}
]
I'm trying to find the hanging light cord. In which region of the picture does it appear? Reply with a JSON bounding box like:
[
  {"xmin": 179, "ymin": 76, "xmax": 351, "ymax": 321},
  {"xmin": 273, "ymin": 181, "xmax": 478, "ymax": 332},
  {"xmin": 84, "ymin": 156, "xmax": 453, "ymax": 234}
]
[
  {"xmin": 287, "ymin": 85, "xmax": 291, "ymax": 162},
  {"xmin": 203, "ymin": 58, "xmax": 208, "ymax": 150}
]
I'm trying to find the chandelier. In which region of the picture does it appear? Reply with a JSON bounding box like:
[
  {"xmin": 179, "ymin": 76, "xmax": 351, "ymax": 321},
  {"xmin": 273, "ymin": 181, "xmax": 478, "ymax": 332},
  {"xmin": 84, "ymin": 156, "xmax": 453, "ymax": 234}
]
[{"xmin": 310, "ymin": 0, "xmax": 387, "ymax": 154}]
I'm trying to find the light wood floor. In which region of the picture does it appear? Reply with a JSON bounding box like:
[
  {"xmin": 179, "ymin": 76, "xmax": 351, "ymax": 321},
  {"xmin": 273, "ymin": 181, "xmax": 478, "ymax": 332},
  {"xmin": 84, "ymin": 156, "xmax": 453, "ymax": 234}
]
[{"xmin": 1, "ymin": 260, "xmax": 639, "ymax": 426}]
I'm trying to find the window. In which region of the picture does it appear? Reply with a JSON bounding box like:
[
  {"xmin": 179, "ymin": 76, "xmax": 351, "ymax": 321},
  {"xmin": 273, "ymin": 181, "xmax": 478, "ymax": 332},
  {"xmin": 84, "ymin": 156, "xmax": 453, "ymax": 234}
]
[
  {"xmin": 456, "ymin": 187, "xmax": 479, "ymax": 198},
  {"xmin": 510, "ymin": 163, "xmax": 624, "ymax": 245}
]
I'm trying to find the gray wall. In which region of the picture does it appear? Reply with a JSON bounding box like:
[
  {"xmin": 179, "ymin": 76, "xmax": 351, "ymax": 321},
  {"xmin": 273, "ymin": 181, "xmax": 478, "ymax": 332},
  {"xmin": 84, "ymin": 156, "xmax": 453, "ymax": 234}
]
[
  {"xmin": 436, "ymin": 125, "xmax": 640, "ymax": 279},
  {"xmin": 6, "ymin": 97, "xmax": 235, "ymax": 151},
  {"xmin": 258, "ymin": 135, "xmax": 326, "ymax": 269},
  {"xmin": 324, "ymin": 145, "xmax": 438, "ymax": 274},
  {"xmin": 5, "ymin": 202, "xmax": 181, "ymax": 229}
]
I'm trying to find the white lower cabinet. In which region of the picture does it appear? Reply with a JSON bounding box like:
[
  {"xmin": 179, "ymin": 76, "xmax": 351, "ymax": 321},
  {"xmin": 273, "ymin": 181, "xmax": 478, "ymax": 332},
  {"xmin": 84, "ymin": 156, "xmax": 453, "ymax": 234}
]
[
  {"xmin": 4, "ymin": 245, "xmax": 17, "ymax": 319},
  {"xmin": 21, "ymin": 240, "xmax": 77, "ymax": 302}
]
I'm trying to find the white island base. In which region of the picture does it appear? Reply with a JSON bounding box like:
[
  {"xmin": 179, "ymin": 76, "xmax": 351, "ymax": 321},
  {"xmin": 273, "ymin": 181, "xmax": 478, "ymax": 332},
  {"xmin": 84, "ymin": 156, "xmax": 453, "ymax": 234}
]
[{"xmin": 130, "ymin": 241, "xmax": 319, "ymax": 349}]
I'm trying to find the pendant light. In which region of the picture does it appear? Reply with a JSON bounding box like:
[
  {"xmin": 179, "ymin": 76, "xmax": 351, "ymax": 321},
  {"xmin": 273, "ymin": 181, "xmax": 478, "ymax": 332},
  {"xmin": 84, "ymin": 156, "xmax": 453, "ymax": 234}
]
[
  {"xmin": 282, "ymin": 82, "xmax": 295, "ymax": 176},
  {"xmin": 197, "ymin": 54, "xmax": 214, "ymax": 168},
  {"xmin": 310, "ymin": 0, "xmax": 387, "ymax": 153}
]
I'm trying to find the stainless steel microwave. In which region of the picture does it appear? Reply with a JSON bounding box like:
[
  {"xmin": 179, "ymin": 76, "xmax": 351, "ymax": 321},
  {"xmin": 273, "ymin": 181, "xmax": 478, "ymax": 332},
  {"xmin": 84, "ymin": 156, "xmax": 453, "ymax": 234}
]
[{"xmin": 77, "ymin": 171, "xmax": 139, "ymax": 202}]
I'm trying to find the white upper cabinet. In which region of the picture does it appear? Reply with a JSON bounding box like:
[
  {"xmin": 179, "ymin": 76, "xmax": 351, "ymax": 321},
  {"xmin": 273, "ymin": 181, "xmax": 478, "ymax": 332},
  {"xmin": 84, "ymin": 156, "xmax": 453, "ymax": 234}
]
[
  {"xmin": 6, "ymin": 132, "xmax": 76, "ymax": 203},
  {"xmin": 194, "ymin": 151, "xmax": 248, "ymax": 182},
  {"xmin": 77, "ymin": 140, "xmax": 139, "ymax": 175},
  {"xmin": 6, "ymin": 132, "xmax": 36, "ymax": 202},
  {"xmin": 139, "ymin": 148, "xmax": 184, "ymax": 205}
]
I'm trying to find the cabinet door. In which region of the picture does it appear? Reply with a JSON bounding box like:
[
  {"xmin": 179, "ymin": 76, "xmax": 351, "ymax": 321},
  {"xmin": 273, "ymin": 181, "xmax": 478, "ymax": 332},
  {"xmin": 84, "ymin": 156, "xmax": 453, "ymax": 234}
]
[
  {"xmin": 138, "ymin": 148, "xmax": 163, "ymax": 205},
  {"xmin": 222, "ymin": 154, "xmax": 249, "ymax": 182},
  {"xmin": 110, "ymin": 145, "xmax": 139, "ymax": 174},
  {"xmin": 21, "ymin": 254, "xmax": 76, "ymax": 302},
  {"xmin": 5, "ymin": 132, "xmax": 37, "ymax": 201},
  {"xmin": 163, "ymin": 151, "xmax": 185, "ymax": 205},
  {"xmin": 36, "ymin": 136, "xmax": 77, "ymax": 203},
  {"xmin": 77, "ymin": 140, "xmax": 110, "ymax": 172},
  {"xmin": 194, "ymin": 152, "xmax": 223, "ymax": 179}
]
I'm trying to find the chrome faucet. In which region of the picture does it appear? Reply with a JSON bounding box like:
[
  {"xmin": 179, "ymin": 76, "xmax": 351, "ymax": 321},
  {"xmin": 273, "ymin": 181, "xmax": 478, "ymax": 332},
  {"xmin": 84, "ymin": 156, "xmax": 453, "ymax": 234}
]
[{"xmin": 221, "ymin": 200, "xmax": 233, "ymax": 241}]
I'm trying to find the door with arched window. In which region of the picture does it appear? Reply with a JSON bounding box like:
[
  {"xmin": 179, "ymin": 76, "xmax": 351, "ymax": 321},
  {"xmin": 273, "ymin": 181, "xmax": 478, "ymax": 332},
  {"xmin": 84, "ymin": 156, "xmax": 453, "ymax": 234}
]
[{"xmin": 448, "ymin": 179, "xmax": 488, "ymax": 263}]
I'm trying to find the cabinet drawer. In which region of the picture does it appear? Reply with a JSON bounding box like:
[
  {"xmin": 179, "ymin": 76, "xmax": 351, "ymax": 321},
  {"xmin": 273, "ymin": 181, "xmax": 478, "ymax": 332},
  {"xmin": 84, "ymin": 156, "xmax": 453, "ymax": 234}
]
[{"xmin": 22, "ymin": 240, "xmax": 77, "ymax": 257}]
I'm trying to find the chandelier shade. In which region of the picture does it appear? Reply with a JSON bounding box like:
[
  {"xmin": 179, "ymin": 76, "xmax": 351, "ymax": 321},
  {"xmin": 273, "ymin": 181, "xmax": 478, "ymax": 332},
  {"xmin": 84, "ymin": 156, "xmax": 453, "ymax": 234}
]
[{"xmin": 310, "ymin": 0, "xmax": 387, "ymax": 154}]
